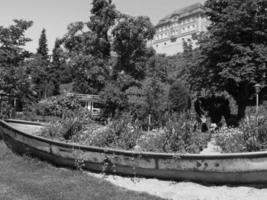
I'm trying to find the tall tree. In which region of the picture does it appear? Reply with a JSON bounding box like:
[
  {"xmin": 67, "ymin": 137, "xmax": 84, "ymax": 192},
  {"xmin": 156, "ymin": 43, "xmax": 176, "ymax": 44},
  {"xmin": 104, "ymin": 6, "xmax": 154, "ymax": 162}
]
[
  {"xmin": 37, "ymin": 28, "xmax": 49, "ymax": 60},
  {"xmin": 88, "ymin": 0, "xmax": 117, "ymax": 59},
  {"xmin": 188, "ymin": 0, "xmax": 267, "ymax": 121},
  {"xmin": 0, "ymin": 20, "xmax": 32, "ymax": 69},
  {"xmin": 0, "ymin": 20, "xmax": 34, "ymax": 110},
  {"xmin": 63, "ymin": 0, "xmax": 118, "ymax": 94},
  {"xmin": 32, "ymin": 28, "xmax": 51, "ymax": 99},
  {"xmin": 51, "ymin": 38, "xmax": 73, "ymax": 84},
  {"xmin": 112, "ymin": 15, "xmax": 155, "ymax": 80},
  {"xmin": 63, "ymin": 22, "xmax": 111, "ymax": 94}
]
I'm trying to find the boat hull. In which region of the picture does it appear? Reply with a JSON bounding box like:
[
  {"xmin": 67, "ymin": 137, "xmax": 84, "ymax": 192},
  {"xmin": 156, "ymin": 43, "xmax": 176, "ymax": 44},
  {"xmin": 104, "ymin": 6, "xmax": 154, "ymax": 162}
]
[{"xmin": 1, "ymin": 119, "xmax": 267, "ymax": 185}]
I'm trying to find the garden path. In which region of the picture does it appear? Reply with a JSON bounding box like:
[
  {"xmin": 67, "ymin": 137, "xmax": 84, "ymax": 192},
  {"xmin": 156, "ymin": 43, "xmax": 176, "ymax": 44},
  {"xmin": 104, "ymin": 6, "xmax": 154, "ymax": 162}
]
[{"xmin": 200, "ymin": 138, "xmax": 222, "ymax": 154}]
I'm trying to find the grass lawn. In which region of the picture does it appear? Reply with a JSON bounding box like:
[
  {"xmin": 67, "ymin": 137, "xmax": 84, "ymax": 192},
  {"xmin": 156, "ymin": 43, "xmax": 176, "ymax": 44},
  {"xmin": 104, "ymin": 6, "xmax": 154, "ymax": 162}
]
[{"xmin": 0, "ymin": 141, "xmax": 164, "ymax": 200}]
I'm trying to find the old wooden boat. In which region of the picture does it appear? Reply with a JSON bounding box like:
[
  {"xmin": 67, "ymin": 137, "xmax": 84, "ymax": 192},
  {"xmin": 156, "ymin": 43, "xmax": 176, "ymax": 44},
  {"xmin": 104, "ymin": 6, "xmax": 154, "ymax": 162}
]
[{"xmin": 1, "ymin": 119, "xmax": 267, "ymax": 185}]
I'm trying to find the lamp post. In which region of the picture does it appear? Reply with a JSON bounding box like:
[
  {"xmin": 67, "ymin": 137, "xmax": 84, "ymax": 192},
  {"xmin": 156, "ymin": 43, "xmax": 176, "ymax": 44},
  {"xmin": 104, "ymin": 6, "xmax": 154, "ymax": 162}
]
[{"xmin": 254, "ymin": 83, "xmax": 261, "ymax": 125}]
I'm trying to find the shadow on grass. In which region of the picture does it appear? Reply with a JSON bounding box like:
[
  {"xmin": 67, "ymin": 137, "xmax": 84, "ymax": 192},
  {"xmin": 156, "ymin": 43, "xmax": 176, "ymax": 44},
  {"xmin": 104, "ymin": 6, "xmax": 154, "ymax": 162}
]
[{"xmin": 0, "ymin": 141, "xmax": 164, "ymax": 200}]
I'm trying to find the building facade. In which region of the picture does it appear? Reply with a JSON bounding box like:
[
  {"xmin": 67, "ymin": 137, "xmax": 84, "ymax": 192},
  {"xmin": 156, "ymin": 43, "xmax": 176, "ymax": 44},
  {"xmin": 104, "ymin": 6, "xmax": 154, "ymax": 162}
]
[{"xmin": 151, "ymin": 3, "xmax": 210, "ymax": 55}]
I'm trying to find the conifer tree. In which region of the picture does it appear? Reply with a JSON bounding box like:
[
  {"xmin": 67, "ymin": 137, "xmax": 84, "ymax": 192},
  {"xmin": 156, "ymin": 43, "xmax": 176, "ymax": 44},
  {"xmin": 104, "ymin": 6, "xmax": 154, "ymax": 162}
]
[
  {"xmin": 32, "ymin": 28, "xmax": 50, "ymax": 99},
  {"xmin": 37, "ymin": 28, "xmax": 49, "ymax": 61}
]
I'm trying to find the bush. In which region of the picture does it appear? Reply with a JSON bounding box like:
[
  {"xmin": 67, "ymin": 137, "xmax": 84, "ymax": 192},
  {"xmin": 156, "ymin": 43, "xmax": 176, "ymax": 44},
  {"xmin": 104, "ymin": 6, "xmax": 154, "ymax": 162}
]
[
  {"xmin": 37, "ymin": 110, "xmax": 93, "ymax": 140},
  {"xmin": 214, "ymin": 117, "xmax": 267, "ymax": 153},
  {"xmin": 38, "ymin": 112, "xmax": 143, "ymax": 150},
  {"xmin": 82, "ymin": 113, "xmax": 144, "ymax": 150},
  {"xmin": 136, "ymin": 113, "xmax": 210, "ymax": 153},
  {"xmin": 214, "ymin": 127, "xmax": 247, "ymax": 153},
  {"xmin": 168, "ymin": 80, "xmax": 191, "ymax": 113},
  {"xmin": 34, "ymin": 94, "xmax": 82, "ymax": 118}
]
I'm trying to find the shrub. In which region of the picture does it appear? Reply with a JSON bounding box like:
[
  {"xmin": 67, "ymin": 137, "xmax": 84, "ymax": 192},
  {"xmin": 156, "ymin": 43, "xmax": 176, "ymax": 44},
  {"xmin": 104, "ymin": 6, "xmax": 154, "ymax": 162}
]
[
  {"xmin": 168, "ymin": 80, "xmax": 191, "ymax": 113},
  {"xmin": 214, "ymin": 127, "xmax": 247, "ymax": 153},
  {"xmin": 214, "ymin": 116, "xmax": 267, "ymax": 153},
  {"xmin": 37, "ymin": 110, "xmax": 93, "ymax": 140},
  {"xmin": 37, "ymin": 121, "xmax": 65, "ymax": 140},
  {"xmin": 136, "ymin": 113, "xmax": 210, "ymax": 153},
  {"xmin": 82, "ymin": 113, "xmax": 144, "ymax": 150},
  {"xmin": 34, "ymin": 94, "xmax": 82, "ymax": 118},
  {"xmin": 135, "ymin": 129, "xmax": 169, "ymax": 152}
]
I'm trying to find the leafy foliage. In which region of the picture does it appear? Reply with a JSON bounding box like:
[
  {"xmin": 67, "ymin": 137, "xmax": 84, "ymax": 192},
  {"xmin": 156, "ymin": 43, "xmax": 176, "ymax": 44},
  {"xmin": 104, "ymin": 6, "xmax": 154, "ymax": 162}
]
[
  {"xmin": 112, "ymin": 15, "xmax": 155, "ymax": 80},
  {"xmin": 214, "ymin": 117, "xmax": 267, "ymax": 153},
  {"xmin": 33, "ymin": 94, "xmax": 82, "ymax": 117},
  {"xmin": 36, "ymin": 29, "xmax": 49, "ymax": 60},
  {"xmin": 88, "ymin": 0, "xmax": 118, "ymax": 59},
  {"xmin": 63, "ymin": 22, "xmax": 111, "ymax": 94},
  {"xmin": 29, "ymin": 54, "xmax": 51, "ymax": 99},
  {"xmin": 168, "ymin": 80, "xmax": 191, "ymax": 113},
  {"xmin": 84, "ymin": 113, "xmax": 143, "ymax": 150},
  {"xmin": 38, "ymin": 112, "xmax": 210, "ymax": 154},
  {"xmin": 30, "ymin": 29, "xmax": 58, "ymax": 99},
  {"xmin": 187, "ymin": 0, "xmax": 267, "ymax": 122},
  {"xmin": 62, "ymin": 0, "xmax": 118, "ymax": 94},
  {"xmin": 71, "ymin": 55, "xmax": 110, "ymax": 94},
  {"xmin": 51, "ymin": 39, "xmax": 72, "ymax": 84},
  {"xmin": 135, "ymin": 113, "xmax": 210, "ymax": 153},
  {"xmin": 99, "ymin": 80, "xmax": 128, "ymax": 118},
  {"xmin": 0, "ymin": 20, "xmax": 32, "ymax": 68},
  {"xmin": 0, "ymin": 20, "xmax": 34, "ymax": 111}
]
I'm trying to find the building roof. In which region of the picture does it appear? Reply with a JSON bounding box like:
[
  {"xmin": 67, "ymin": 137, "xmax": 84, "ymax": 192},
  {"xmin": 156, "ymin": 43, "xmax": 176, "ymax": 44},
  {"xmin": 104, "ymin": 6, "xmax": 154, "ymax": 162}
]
[{"xmin": 156, "ymin": 3, "xmax": 205, "ymax": 27}]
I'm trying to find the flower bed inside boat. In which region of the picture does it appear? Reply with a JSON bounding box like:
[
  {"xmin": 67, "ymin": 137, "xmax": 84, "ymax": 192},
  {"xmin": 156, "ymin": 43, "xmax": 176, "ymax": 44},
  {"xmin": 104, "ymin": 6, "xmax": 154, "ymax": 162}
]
[{"xmin": 36, "ymin": 115, "xmax": 210, "ymax": 154}]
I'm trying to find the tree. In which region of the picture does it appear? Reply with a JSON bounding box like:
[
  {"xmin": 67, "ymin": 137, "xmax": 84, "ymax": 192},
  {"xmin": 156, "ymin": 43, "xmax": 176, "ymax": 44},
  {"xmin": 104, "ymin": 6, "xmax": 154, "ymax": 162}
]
[
  {"xmin": 71, "ymin": 55, "xmax": 111, "ymax": 94},
  {"xmin": 37, "ymin": 29, "xmax": 49, "ymax": 60},
  {"xmin": 88, "ymin": 0, "xmax": 117, "ymax": 59},
  {"xmin": 112, "ymin": 15, "xmax": 155, "ymax": 80},
  {"xmin": 188, "ymin": 0, "xmax": 267, "ymax": 121},
  {"xmin": 63, "ymin": 22, "xmax": 111, "ymax": 94},
  {"xmin": 31, "ymin": 28, "xmax": 51, "ymax": 99},
  {"xmin": 0, "ymin": 20, "xmax": 32, "ymax": 69},
  {"xmin": 63, "ymin": 0, "xmax": 117, "ymax": 94},
  {"xmin": 48, "ymin": 39, "xmax": 63, "ymax": 96},
  {"xmin": 142, "ymin": 76, "xmax": 169, "ymax": 127},
  {"xmin": 0, "ymin": 20, "xmax": 34, "ymax": 107},
  {"xmin": 168, "ymin": 80, "xmax": 191, "ymax": 113},
  {"xmin": 146, "ymin": 54, "xmax": 169, "ymax": 82}
]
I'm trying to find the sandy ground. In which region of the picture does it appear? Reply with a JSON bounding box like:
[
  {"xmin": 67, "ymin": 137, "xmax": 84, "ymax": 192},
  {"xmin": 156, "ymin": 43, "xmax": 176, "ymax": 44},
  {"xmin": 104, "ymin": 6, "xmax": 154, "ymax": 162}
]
[{"xmin": 88, "ymin": 173, "xmax": 267, "ymax": 200}]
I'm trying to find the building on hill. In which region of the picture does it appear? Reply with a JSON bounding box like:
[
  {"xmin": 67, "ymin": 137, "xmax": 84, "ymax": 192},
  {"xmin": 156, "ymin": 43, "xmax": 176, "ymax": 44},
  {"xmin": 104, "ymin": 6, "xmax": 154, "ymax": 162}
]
[{"xmin": 151, "ymin": 3, "xmax": 210, "ymax": 55}]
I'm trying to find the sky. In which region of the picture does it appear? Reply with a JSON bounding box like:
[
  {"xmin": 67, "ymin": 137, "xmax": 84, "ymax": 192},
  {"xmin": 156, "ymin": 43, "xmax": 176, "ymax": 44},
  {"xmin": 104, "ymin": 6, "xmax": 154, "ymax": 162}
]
[{"xmin": 0, "ymin": 0, "xmax": 206, "ymax": 53}]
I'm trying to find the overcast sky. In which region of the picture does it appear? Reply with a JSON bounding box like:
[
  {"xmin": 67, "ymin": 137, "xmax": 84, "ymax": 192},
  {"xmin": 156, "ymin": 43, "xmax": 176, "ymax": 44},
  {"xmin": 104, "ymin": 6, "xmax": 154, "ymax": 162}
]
[{"xmin": 0, "ymin": 0, "xmax": 206, "ymax": 53}]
